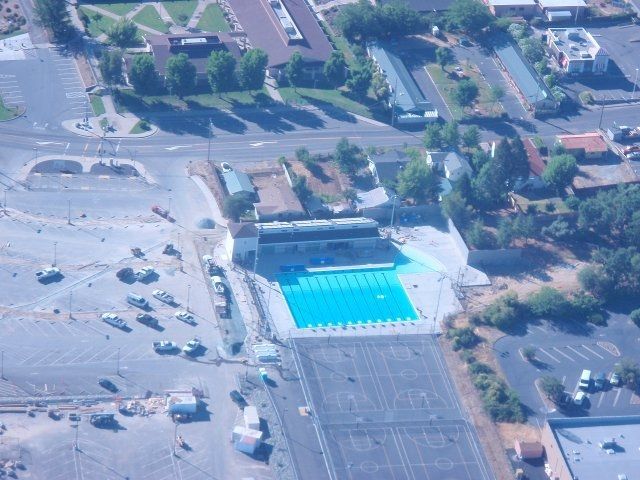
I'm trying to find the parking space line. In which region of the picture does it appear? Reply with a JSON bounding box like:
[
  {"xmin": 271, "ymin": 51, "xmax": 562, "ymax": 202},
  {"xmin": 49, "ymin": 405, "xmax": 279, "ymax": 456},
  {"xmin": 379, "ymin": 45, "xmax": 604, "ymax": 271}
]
[
  {"xmin": 31, "ymin": 350, "xmax": 65, "ymax": 367},
  {"xmin": 566, "ymin": 346, "xmax": 589, "ymax": 360},
  {"xmin": 537, "ymin": 348, "xmax": 561, "ymax": 363},
  {"xmin": 613, "ymin": 388, "xmax": 622, "ymax": 406},
  {"xmin": 582, "ymin": 344, "xmax": 604, "ymax": 359},
  {"xmin": 597, "ymin": 391, "xmax": 606, "ymax": 408},
  {"xmin": 552, "ymin": 347, "xmax": 575, "ymax": 362}
]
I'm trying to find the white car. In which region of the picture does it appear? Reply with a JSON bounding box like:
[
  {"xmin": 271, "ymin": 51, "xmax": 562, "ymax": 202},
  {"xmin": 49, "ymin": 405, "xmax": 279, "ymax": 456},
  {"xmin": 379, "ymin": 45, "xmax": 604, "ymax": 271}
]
[
  {"xmin": 153, "ymin": 340, "xmax": 178, "ymax": 352},
  {"xmin": 152, "ymin": 289, "xmax": 174, "ymax": 304},
  {"xmin": 211, "ymin": 276, "xmax": 225, "ymax": 294},
  {"xmin": 174, "ymin": 311, "xmax": 195, "ymax": 324},
  {"xmin": 136, "ymin": 266, "xmax": 155, "ymax": 281},
  {"xmin": 36, "ymin": 267, "xmax": 60, "ymax": 281},
  {"xmin": 101, "ymin": 313, "xmax": 127, "ymax": 329},
  {"xmin": 182, "ymin": 338, "xmax": 201, "ymax": 355},
  {"xmin": 573, "ymin": 391, "xmax": 586, "ymax": 406}
]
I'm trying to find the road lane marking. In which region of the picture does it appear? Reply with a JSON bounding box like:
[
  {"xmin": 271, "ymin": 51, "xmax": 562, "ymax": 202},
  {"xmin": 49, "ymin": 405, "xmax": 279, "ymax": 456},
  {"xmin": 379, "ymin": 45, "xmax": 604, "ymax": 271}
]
[
  {"xmin": 567, "ymin": 346, "xmax": 589, "ymax": 360},
  {"xmin": 552, "ymin": 347, "xmax": 575, "ymax": 362},
  {"xmin": 537, "ymin": 348, "xmax": 560, "ymax": 363},
  {"xmin": 582, "ymin": 344, "xmax": 604, "ymax": 359},
  {"xmin": 165, "ymin": 145, "xmax": 192, "ymax": 151}
]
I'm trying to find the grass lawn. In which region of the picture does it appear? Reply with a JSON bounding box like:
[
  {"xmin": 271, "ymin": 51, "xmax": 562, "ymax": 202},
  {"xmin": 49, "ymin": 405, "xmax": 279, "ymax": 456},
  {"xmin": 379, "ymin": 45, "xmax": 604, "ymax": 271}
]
[
  {"xmin": 162, "ymin": 0, "xmax": 198, "ymax": 27},
  {"xmin": 196, "ymin": 4, "xmax": 230, "ymax": 32},
  {"xmin": 132, "ymin": 5, "xmax": 170, "ymax": 33},
  {"xmin": 0, "ymin": 98, "xmax": 21, "ymax": 121},
  {"xmin": 79, "ymin": 6, "xmax": 117, "ymax": 37},
  {"xmin": 0, "ymin": 29, "xmax": 26, "ymax": 40},
  {"xmin": 426, "ymin": 63, "xmax": 504, "ymax": 121},
  {"xmin": 279, "ymin": 87, "xmax": 379, "ymax": 119},
  {"xmin": 129, "ymin": 120, "xmax": 151, "ymax": 134},
  {"xmin": 90, "ymin": 94, "xmax": 106, "ymax": 116},
  {"xmin": 320, "ymin": 21, "xmax": 358, "ymax": 70},
  {"xmin": 94, "ymin": 2, "xmax": 139, "ymax": 16},
  {"xmin": 114, "ymin": 87, "xmax": 271, "ymax": 113},
  {"xmin": 510, "ymin": 192, "xmax": 570, "ymax": 215}
]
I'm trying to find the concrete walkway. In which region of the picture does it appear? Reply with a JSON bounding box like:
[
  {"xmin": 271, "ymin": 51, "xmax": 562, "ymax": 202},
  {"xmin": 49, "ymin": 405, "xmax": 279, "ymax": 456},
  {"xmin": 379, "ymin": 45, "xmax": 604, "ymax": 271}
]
[
  {"xmin": 81, "ymin": 4, "xmax": 165, "ymax": 35},
  {"xmin": 187, "ymin": 0, "xmax": 217, "ymax": 29},
  {"xmin": 311, "ymin": 0, "xmax": 361, "ymax": 12},
  {"xmin": 264, "ymin": 77, "xmax": 283, "ymax": 103},
  {"xmin": 190, "ymin": 175, "xmax": 228, "ymax": 227}
]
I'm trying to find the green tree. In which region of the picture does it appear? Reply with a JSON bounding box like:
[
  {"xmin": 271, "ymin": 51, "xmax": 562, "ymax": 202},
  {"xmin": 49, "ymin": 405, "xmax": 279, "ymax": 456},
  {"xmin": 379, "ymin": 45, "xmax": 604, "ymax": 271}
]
[
  {"xmin": 292, "ymin": 175, "xmax": 312, "ymax": 202},
  {"xmin": 527, "ymin": 287, "xmax": 568, "ymax": 319},
  {"xmin": 335, "ymin": 0, "xmax": 424, "ymax": 42},
  {"xmin": 323, "ymin": 51, "xmax": 347, "ymax": 87},
  {"xmin": 578, "ymin": 265, "xmax": 614, "ymax": 298},
  {"xmin": 346, "ymin": 64, "xmax": 373, "ymax": 99},
  {"xmin": 34, "ymin": 0, "xmax": 73, "ymax": 41},
  {"xmin": 371, "ymin": 71, "xmax": 390, "ymax": 101},
  {"xmin": 223, "ymin": 192, "xmax": 253, "ymax": 222},
  {"xmin": 207, "ymin": 50, "xmax": 236, "ymax": 93},
  {"xmin": 512, "ymin": 214, "xmax": 536, "ymax": 243},
  {"xmin": 99, "ymin": 49, "xmax": 123, "ymax": 85},
  {"xmin": 165, "ymin": 53, "xmax": 196, "ymax": 98},
  {"xmin": 480, "ymin": 291, "xmax": 521, "ymax": 330},
  {"xmin": 542, "ymin": 154, "xmax": 578, "ymax": 193},
  {"xmin": 446, "ymin": 0, "xmax": 493, "ymax": 36},
  {"xmin": 497, "ymin": 218, "xmax": 514, "ymax": 248},
  {"xmin": 238, "ymin": 48, "xmax": 268, "ymax": 90},
  {"xmin": 442, "ymin": 191, "xmax": 473, "ymax": 228},
  {"xmin": 423, "ymin": 122, "xmax": 443, "ymax": 149},
  {"xmin": 441, "ymin": 121, "xmax": 460, "ymax": 149},
  {"xmin": 334, "ymin": 138, "xmax": 364, "ymax": 175},
  {"xmin": 106, "ymin": 18, "xmax": 138, "ymax": 48},
  {"xmin": 471, "ymin": 149, "xmax": 490, "ymax": 172},
  {"xmin": 461, "ymin": 126, "xmax": 480, "ymax": 149},
  {"xmin": 509, "ymin": 136, "xmax": 530, "ymax": 182},
  {"xmin": 129, "ymin": 54, "xmax": 159, "ymax": 94},
  {"xmin": 396, "ymin": 159, "xmax": 441, "ymax": 204},
  {"xmin": 436, "ymin": 47, "xmax": 455, "ymax": 71},
  {"xmin": 518, "ymin": 37, "xmax": 544, "ymax": 64},
  {"xmin": 285, "ymin": 51, "xmax": 305, "ymax": 88},
  {"xmin": 472, "ymin": 161, "xmax": 506, "ymax": 209},
  {"xmin": 540, "ymin": 376, "xmax": 565, "ymax": 404},
  {"xmin": 614, "ymin": 358, "xmax": 640, "ymax": 389},
  {"xmin": 452, "ymin": 79, "xmax": 479, "ymax": 110},
  {"xmin": 631, "ymin": 309, "xmax": 640, "ymax": 327},
  {"xmin": 488, "ymin": 85, "xmax": 504, "ymax": 113},
  {"xmin": 465, "ymin": 219, "xmax": 495, "ymax": 249},
  {"xmin": 522, "ymin": 346, "xmax": 536, "ymax": 362}
]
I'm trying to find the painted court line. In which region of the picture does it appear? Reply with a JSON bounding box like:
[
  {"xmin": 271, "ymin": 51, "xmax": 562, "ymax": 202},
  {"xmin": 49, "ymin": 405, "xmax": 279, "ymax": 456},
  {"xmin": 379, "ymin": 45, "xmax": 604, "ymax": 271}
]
[
  {"xmin": 537, "ymin": 348, "xmax": 560, "ymax": 363},
  {"xmin": 582, "ymin": 344, "xmax": 604, "ymax": 359},
  {"xmin": 566, "ymin": 346, "xmax": 589, "ymax": 360}
]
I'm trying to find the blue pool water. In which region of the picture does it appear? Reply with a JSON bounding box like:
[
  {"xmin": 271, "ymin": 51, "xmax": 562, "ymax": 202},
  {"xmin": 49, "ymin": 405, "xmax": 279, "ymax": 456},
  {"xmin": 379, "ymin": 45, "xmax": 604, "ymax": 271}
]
[{"xmin": 278, "ymin": 266, "xmax": 420, "ymax": 328}]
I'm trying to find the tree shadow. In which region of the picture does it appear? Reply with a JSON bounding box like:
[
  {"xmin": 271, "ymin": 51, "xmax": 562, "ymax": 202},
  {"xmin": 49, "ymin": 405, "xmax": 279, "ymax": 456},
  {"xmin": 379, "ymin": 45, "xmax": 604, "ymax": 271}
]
[{"xmin": 227, "ymin": 101, "xmax": 295, "ymax": 133}]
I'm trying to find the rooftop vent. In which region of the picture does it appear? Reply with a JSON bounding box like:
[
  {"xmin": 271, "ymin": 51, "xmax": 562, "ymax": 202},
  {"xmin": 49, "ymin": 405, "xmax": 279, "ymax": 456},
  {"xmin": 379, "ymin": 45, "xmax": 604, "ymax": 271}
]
[{"xmin": 181, "ymin": 37, "xmax": 207, "ymax": 45}]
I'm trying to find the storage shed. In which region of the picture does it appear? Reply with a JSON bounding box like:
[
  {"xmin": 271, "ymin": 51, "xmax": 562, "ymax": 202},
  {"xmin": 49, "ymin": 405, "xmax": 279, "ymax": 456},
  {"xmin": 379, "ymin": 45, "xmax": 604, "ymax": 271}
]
[
  {"xmin": 515, "ymin": 439, "xmax": 544, "ymax": 459},
  {"xmin": 243, "ymin": 405, "xmax": 260, "ymax": 430}
]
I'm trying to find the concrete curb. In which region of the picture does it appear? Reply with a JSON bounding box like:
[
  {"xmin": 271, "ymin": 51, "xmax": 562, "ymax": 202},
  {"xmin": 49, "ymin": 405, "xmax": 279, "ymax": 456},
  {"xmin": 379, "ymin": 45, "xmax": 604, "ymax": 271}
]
[
  {"xmin": 61, "ymin": 118, "xmax": 159, "ymax": 139},
  {"xmin": 0, "ymin": 106, "xmax": 26, "ymax": 122}
]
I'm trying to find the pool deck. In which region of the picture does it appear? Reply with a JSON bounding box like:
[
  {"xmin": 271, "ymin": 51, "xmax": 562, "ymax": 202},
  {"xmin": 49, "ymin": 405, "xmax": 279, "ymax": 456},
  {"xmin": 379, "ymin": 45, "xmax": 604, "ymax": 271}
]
[{"xmin": 249, "ymin": 222, "xmax": 489, "ymax": 339}]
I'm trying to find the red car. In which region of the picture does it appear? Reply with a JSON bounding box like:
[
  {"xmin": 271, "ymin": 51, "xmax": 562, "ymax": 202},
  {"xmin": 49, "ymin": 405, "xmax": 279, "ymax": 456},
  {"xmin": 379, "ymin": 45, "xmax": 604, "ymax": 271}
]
[
  {"xmin": 151, "ymin": 205, "xmax": 169, "ymax": 218},
  {"xmin": 623, "ymin": 145, "xmax": 640, "ymax": 155}
]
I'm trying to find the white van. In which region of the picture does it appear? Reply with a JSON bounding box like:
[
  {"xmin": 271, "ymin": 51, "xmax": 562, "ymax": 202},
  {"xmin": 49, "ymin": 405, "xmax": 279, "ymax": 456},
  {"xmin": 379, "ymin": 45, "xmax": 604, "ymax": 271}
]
[
  {"xmin": 127, "ymin": 292, "xmax": 148, "ymax": 308},
  {"xmin": 579, "ymin": 369, "xmax": 591, "ymax": 390}
]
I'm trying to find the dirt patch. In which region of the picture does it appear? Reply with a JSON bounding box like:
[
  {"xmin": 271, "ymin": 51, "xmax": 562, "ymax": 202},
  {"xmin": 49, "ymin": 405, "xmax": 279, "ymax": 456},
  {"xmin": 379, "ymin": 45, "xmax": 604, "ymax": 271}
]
[
  {"xmin": 496, "ymin": 422, "xmax": 541, "ymax": 448},
  {"xmin": 189, "ymin": 161, "xmax": 226, "ymax": 217},
  {"xmin": 0, "ymin": 0, "xmax": 26, "ymax": 37},
  {"xmin": 287, "ymin": 158, "xmax": 351, "ymax": 201}
]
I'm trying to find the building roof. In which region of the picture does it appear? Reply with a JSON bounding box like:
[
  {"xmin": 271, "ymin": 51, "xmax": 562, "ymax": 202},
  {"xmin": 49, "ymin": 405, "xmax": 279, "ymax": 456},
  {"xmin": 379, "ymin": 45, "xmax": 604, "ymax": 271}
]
[
  {"xmin": 368, "ymin": 150, "xmax": 411, "ymax": 184},
  {"xmin": 228, "ymin": 222, "xmax": 258, "ymax": 239},
  {"xmin": 356, "ymin": 187, "xmax": 398, "ymax": 209},
  {"xmin": 514, "ymin": 440, "xmax": 543, "ymax": 459},
  {"xmin": 369, "ymin": 43, "xmax": 436, "ymax": 117},
  {"xmin": 227, "ymin": 0, "xmax": 332, "ymax": 69},
  {"xmin": 557, "ymin": 132, "xmax": 608, "ymax": 154},
  {"xmin": 378, "ymin": 0, "xmax": 454, "ymax": 11},
  {"xmin": 494, "ymin": 42, "xmax": 554, "ymax": 106},
  {"xmin": 223, "ymin": 170, "xmax": 254, "ymax": 195},
  {"xmin": 259, "ymin": 227, "xmax": 380, "ymax": 244},
  {"xmin": 548, "ymin": 28, "xmax": 607, "ymax": 61},
  {"xmin": 146, "ymin": 33, "xmax": 241, "ymax": 76},
  {"xmin": 254, "ymin": 181, "xmax": 305, "ymax": 217},
  {"xmin": 524, "ymin": 138, "xmax": 546, "ymax": 176},
  {"xmin": 538, "ymin": 0, "xmax": 586, "ymax": 8},
  {"xmin": 489, "ymin": 0, "xmax": 536, "ymax": 5},
  {"xmin": 547, "ymin": 416, "xmax": 640, "ymax": 480}
]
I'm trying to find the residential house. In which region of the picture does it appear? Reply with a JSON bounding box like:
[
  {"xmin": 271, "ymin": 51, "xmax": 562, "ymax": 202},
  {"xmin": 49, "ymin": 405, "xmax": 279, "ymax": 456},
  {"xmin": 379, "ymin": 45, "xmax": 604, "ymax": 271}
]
[
  {"xmin": 368, "ymin": 43, "xmax": 438, "ymax": 126},
  {"xmin": 144, "ymin": 33, "xmax": 242, "ymax": 85},
  {"xmin": 367, "ymin": 149, "xmax": 411, "ymax": 186},
  {"xmin": 486, "ymin": 0, "xmax": 537, "ymax": 18},
  {"xmin": 427, "ymin": 152, "xmax": 472, "ymax": 182},
  {"xmin": 494, "ymin": 41, "xmax": 557, "ymax": 115},
  {"xmin": 356, "ymin": 187, "xmax": 400, "ymax": 212},
  {"xmin": 227, "ymin": 0, "xmax": 332, "ymax": 80},
  {"xmin": 556, "ymin": 132, "xmax": 608, "ymax": 160},
  {"xmin": 547, "ymin": 28, "xmax": 609, "ymax": 75},
  {"xmin": 515, "ymin": 138, "xmax": 547, "ymax": 191},
  {"xmin": 222, "ymin": 170, "xmax": 255, "ymax": 196},
  {"xmin": 253, "ymin": 178, "xmax": 306, "ymax": 222},
  {"xmin": 537, "ymin": 0, "xmax": 586, "ymax": 21}
]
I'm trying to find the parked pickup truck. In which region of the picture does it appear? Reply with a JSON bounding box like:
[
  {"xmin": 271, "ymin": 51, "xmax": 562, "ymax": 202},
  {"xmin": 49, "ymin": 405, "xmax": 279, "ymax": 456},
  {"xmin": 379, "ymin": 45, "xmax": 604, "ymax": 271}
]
[
  {"xmin": 136, "ymin": 266, "xmax": 155, "ymax": 281},
  {"xmin": 152, "ymin": 289, "xmax": 174, "ymax": 304},
  {"xmin": 153, "ymin": 340, "xmax": 178, "ymax": 352},
  {"xmin": 101, "ymin": 313, "xmax": 127, "ymax": 329},
  {"xmin": 182, "ymin": 337, "xmax": 201, "ymax": 355},
  {"xmin": 36, "ymin": 267, "xmax": 60, "ymax": 281}
]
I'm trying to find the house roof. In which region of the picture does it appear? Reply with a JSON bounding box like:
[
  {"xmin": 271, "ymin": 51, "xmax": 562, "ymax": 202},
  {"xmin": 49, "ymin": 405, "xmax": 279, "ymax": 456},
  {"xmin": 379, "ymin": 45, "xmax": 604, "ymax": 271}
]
[
  {"xmin": 489, "ymin": 0, "xmax": 536, "ymax": 5},
  {"xmin": 228, "ymin": 222, "xmax": 258, "ymax": 239},
  {"xmin": 494, "ymin": 41, "xmax": 554, "ymax": 106},
  {"xmin": 378, "ymin": 0, "xmax": 454, "ymax": 11},
  {"xmin": 227, "ymin": 0, "xmax": 332, "ymax": 69},
  {"xmin": 444, "ymin": 152, "xmax": 472, "ymax": 176},
  {"xmin": 254, "ymin": 182, "xmax": 305, "ymax": 217},
  {"xmin": 524, "ymin": 138, "xmax": 546, "ymax": 176},
  {"xmin": 538, "ymin": 0, "xmax": 586, "ymax": 8},
  {"xmin": 557, "ymin": 132, "xmax": 608, "ymax": 154},
  {"xmin": 356, "ymin": 187, "xmax": 397, "ymax": 209},
  {"xmin": 368, "ymin": 150, "xmax": 411, "ymax": 184},
  {"xmin": 223, "ymin": 170, "xmax": 254, "ymax": 195},
  {"xmin": 369, "ymin": 43, "xmax": 435, "ymax": 115},
  {"xmin": 146, "ymin": 33, "xmax": 241, "ymax": 76}
]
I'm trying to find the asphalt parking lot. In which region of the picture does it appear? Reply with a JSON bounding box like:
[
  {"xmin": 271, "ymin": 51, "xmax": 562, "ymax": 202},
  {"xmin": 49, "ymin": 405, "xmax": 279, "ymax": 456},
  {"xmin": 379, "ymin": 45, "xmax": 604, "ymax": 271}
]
[
  {"xmin": 293, "ymin": 335, "xmax": 492, "ymax": 480},
  {"xmin": 495, "ymin": 314, "xmax": 640, "ymax": 421}
]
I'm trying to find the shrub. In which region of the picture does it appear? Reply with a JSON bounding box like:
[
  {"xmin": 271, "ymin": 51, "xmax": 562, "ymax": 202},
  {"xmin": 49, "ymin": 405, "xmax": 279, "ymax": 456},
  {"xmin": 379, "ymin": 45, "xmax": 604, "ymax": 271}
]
[
  {"xmin": 527, "ymin": 287, "xmax": 569, "ymax": 319},
  {"xmin": 480, "ymin": 291, "xmax": 522, "ymax": 331},
  {"xmin": 630, "ymin": 308, "xmax": 640, "ymax": 327},
  {"xmin": 459, "ymin": 350, "xmax": 476, "ymax": 364},
  {"xmin": 447, "ymin": 327, "xmax": 480, "ymax": 351},
  {"xmin": 468, "ymin": 362, "xmax": 494, "ymax": 375},
  {"xmin": 539, "ymin": 375, "xmax": 565, "ymax": 404},
  {"xmin": 587, "ymin": 313, "xmax": 605, "ymax": 325},
  {"xmin": 522, "ymin": 346, "xmax": 536, "ymax": 361},
  {"xmin": 614, "ymin": 358, "xmax": 640, "ymax": 389}
]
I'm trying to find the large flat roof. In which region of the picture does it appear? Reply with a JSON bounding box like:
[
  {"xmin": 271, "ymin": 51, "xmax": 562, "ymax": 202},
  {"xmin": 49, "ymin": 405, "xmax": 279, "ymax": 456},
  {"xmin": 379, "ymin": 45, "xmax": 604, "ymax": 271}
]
[
  {"xmin": 538, "ymin": 0, "xmax": 586, "ymax": 8},
  {"xmin": 228, "ymin": 0, "xmax": 332, "ymax": 68},
  {"xmin": 548, "ymin": 416, "xmax": 640, "ymax": 480},
  {"xmin": 489, "ymin": 0, "xmax": 536, "ymax": 5},
  {"xmin": 548, "ymin": 28, "xmax": 606, "ymax": 60}
]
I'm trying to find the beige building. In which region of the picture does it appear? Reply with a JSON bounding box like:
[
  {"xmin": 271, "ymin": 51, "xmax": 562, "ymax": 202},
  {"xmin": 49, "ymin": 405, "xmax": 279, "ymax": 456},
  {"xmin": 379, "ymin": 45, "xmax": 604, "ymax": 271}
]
[
  {"xmin": 547, "ymin": 28, "xmax": 609, "ymax": 75},
  {"xmin": 487, "ymin": 0, "xmax": 537, "ymax": 18}
]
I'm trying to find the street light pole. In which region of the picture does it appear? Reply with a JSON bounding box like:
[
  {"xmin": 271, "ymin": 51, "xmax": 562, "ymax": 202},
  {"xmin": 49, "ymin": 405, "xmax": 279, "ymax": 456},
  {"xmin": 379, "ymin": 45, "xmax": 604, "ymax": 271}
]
[
  {"xmin": 1, "ymin": 350, "xmax": 4, "ymax": 380},
  {"xmin": 3, "ymin": 190, "xmax": 6, "ymax": 214},
  {"xmin": 116, "ymin": 347, "xmax": 120, "ymax": 376},
  {"xmin": 168, "ymin": 196, "xmax": 172, "ymax": 214},
  {"xmin": 391, "ymin": 76, "xmax": 398, "ymax": 127},
  {"xmin": 33, "ymin": 147, "xmax": 38, "ymax": 172},
  {"xmin": 67, "ymin": 199, "xmax": 71, "ymax": 225},
  {"xmin": 632, "ymin": 68, "xmax": 639, "ymax": 100},
  {"xmin": 53, "ymin": 241, "xmax": 57, "ymax": 267},
  {"xmin": 69, "ymin": 291, "xmax": 73, "ymax": 319},
  {"xmin": 207, "ymin": 118, "xmax": 213, "ymax": 167},
  {"xmin": 186, "ymin": 284, "xmax": 191, "ymax": 313},
  {"xmin": 598, "ymin": 96, "xmax": 606, "ymax": 130},
  {"xmin": 173, "ymin": 422, "xmax": 179, "ymax": 456},
  {"xmin": 389, "ymin": 195, "xmax": 398, "ymax": 229}
]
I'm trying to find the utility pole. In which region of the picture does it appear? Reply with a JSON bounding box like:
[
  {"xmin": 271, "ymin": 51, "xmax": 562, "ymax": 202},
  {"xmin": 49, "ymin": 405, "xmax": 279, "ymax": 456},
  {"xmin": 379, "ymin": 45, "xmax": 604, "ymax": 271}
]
[
  {"xmin": 173, "ymin": 422, "xmax": 179, "ymax": 456},
  {"xmin": 3, "ymin": 190, "xmax": 6, "ymax": 214},
  {"xmin": 168, "ymin": 196, "xmax": 172, "ymax": 214},
  {"xmin": 69, "ymin": 291, "xmax": 73, "ymax": 319},
  {"xmin": 1, "ymin": 350, "xmax": 4, "ymax": 380},
  {"xmin": 207, "ymin": 118, "xmax": 213, "ymax": 166},
  {"xmin": 253, "ymin": 226, "xmax": 260, "ymax": 280},
  {"xmin": 598, "ymin": 96, "xmax": 606, "ymax": 130},
  {"xmin": 116, "ymin": 347, "xmax": 120, "ymax": 376},
  {"xmin": 389, "ymin": 195, "xmax": 398, "ymax": 229},
  {"xmin": 67, "ymin": 200, "xmax": 71, "ymax": 225},
  {"xmin": 53, "ymin": 241, "xmax": 57, "ymax": 267},
  {"xmin": 186, "ymin": 284, "xmax": 191, "ymax": 313},
  {"xmin": 391, "ymin": 76, "xmax": 398, "ymax": 127},
  {"xmin": 633, "ymin": 68, "xmax": 639, "ymax": 100},
  {"xmin": 33, "ymin": 147, "xmax": 38, "ymax": 172},
  {"xmin": 74, "ymin": 417, "xmax": 80, "ymax": 451}
]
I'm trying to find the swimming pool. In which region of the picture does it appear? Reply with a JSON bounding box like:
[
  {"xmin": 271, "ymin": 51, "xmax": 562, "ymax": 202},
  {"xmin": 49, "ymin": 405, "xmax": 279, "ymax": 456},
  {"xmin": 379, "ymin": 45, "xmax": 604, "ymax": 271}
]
[{"xmin": 278, "ymin": 266, "xmax": 419, "ymax": 328}]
